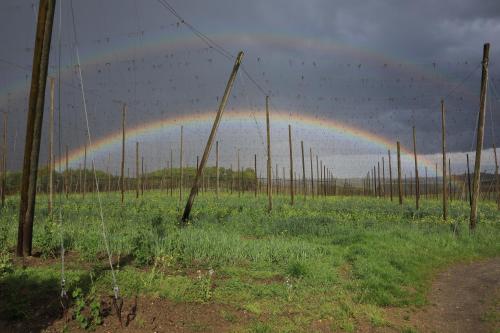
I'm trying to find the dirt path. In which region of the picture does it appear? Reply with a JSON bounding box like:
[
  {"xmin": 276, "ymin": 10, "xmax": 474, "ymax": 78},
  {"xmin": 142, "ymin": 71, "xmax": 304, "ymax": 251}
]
[{"xmin": 385, "ymin": 257, "xmax": 500, "ymax": 332}]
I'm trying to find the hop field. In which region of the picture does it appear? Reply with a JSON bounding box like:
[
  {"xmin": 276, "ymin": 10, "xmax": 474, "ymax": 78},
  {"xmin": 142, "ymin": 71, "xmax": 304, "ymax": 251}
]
[{"xmin": 1, "ymin": 192, "xmax": 499, "ymax": 331}]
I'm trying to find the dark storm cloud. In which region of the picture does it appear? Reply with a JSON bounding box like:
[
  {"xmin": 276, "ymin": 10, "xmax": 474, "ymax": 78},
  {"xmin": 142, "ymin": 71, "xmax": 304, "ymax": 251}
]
[{"xmin": 0, "ymin": 0, "xmax": 499, "ymax": 174}]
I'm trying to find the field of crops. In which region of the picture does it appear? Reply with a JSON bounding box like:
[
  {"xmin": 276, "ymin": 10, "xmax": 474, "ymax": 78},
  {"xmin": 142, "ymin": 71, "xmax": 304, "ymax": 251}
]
[{"xmin": 1, "ymin": 192, "xmax": 499, "ymax": 332}]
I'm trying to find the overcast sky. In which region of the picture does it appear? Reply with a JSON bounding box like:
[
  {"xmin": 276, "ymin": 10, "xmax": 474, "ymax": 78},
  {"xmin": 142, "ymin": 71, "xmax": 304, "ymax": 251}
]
[{"xmin": 0, "ymin": 0, "xmax": 499, "ymax": 176}]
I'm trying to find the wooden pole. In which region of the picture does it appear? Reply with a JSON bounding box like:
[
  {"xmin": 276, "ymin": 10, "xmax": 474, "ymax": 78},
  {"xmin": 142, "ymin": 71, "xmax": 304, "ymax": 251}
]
[
  {"xmin": 377, "ymin": 161, "xmax": 381, "ymax": 198},
  {"xmin": 179, "ymin": 126, "xmax": 183, "ymax": 201},
  {"xmin": 448, "ymin": 158, "xmax": 452, "ymax": 202},
  {"xmin": 388, "ymin": 149, "xmax": 393, "ymax": 201},
  {"xmin": 493, "ymin": 144, "xmax": 499, "ymax": 210},
  {"xmin": 382, "ymin": 156, "xmax": 386, "ymax": 198},
  {"xmin": 107, "ymin": 153, "xmax": 111, "ymax": 192},
  {"xmin": 301, "ymin": 141, "xmax": 306, "ymax": 199},
  {"xmin": 17, "ymin": 0, "xmax": 56, "ymax": 256},
  {"xmin": 136, "ymin": 142, "xmax": 140, "ymax": 198},
  {"xmin": 141, "ymin": 156, "xmax": 144, "ymax": 196},
  {"xmin": 288, "ymin": 124, "xmax": 294, "ymax": 205},
  {"xmin": 121, "ymin": 104, "xmax": 126, "ymax": 203},
  {"xmin": 48, "ymin": 77, "xmax": 54, "ymax": 213},
  {"xmin": 413, "ymin": 126, "xmax": 420, "ymax": 209},
  {"xmin": 216, "ymin": 141, "xmax": 219, "ymax": 198},
  {"xmin": 254, "ymin": 153, "xmax": 257, "ymax": 197},
  {"xmin": 470, "ymin": 43, "xmax": 490, "ymax": 231},
  {"xmin": 170, "ymin": 149, "xmax": 173, "ymax": 197},
  {"xmin": 425, "ymin": 167, "xmax": 428, "ymax": 199},
  {"xmin": 316, "ymin": 155, "xmax": 319, "ymax": 197},
  {"xmin": 441, "ymin": 100, "xmax": 448, "ymax": 221},
  {"xmin": 397, "ymin": 141, "xmax": 403, "ymax": 205},
  {"xmin": 1, "ymin": 112, "xmax": 6, "ymax": 206},
  {"xmin": 466, "ymin": 154, "xmax": 472, "ymax": 205},
  {"xmin": 237, "ymin": 150, "xmax": 241, "ymax": 197},
  {"xmin": 65, "ymin": 145, "xmax": 69, "ymax": 198},
  {"xmin": 181, "ymin": 51, "xmax": 243, "ymax": 223},
  {"xmin": 266, "ymin": 96, "xmax": 272, "ymax": 212},
  {"xmin": 309, "ymin": 147, "xmax": 314, "ymax": 198}
]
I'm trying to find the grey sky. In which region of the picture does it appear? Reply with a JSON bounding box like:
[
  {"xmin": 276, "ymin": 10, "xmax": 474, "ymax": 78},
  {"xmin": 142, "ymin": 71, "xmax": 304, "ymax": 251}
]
[{"xmin": 0, "ymin": 0, "xmax": 499, "ymax": 176}]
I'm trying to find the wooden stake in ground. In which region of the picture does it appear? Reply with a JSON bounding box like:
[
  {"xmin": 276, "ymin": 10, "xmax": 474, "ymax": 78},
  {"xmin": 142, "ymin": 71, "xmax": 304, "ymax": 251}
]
[
  {"xmin": 316, "ymin": 155, "xmax": 319, "ymax": 197},
  {"xmin": 170, "ymin": 149, "xmax": 173, "ymax": 197},
  {"xmin": 47, "ymin": 77, "xmax": 54, "ymax": 213},
  {"xmin": 301, "ymin": 141, "xmax": 306, "ymax": 199},
  {"xmin": 179, "ymin": 126, "xmax": 183, "ymax": 201},
  {"xmin": 466, "ymin": 154, "xmax": 472, "ymax": 205},
  {"xmin": 215, "ymin": 141, "xmax": 219, "ymax": 198},
  {"xmin": 141, "ymin": 156, "xmax": 144, "ymax": 196},
  {"xmin": 65, "ymin": 145, "xmax": 69, "ymax": 198},
  {"xmin": 377, "ymin": 161, "xmax": 381, "ymax": 198},
  {"xmin": 1, "ymin": 112, "xmax": 6, "ymax": 206},
  {"xmin": 17, "ymin": 0, "xmax": 56, "ymax": 256},
  {"xmin": 470, "ymin": 43, "xmax": 490, "ymax": 231},
  {"xmin": 441, "ymin": 100, "xmax": 448, "ymax": 221},
  {"xmin": 136, "ymin": 142, "xmax": 140, "ymax": 198},
  {"xmin": 121, "ymin": 104, "xmax": 126, "ymax": 203},
  {"xmin": 181, "ymin": 51, "xmax": 243, "ymax": 223},
  {"xmin": 493, "ymin": 144, "xmax": 499, "ymax": 210},
  {"xmin": 309, "ymin": 147, "xmax": 314, "ymax": 198},
  {"xmin": 237, "ymin": 150, "xmax": 241, "ymax": 197},
  {"xmin": 83, "ymin": 143, "xmax": 87, "ymax": 199},
  {"xmin": 388, "ymin": 149, "xmax": 393, "ymax": 201},
  {"xmin": 413, "ymin": 126, "xmax": 420, "ymax": 209},
  {"xmin": 254, "ymin": 154, "xmax": 257, "ymax": 197},
  {"xmin": 288, "ymin": 124, "xmax": 294, "ymax": 205},
  {"xmin": 382, "ymin": 156, "xmax": 386, "ymax": 198},
  {"xmin": 266, "ymin": 96, "xmax": 272, "ymax": 212},
  {"xmin": 397, "ymin": 141, "xmax": 403, "ymax": 205}
]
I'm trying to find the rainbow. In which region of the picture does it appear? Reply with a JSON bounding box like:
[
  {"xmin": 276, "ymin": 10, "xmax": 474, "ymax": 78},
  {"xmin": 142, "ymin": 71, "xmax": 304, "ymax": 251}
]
[
  {"xmin": 54, "ymin": 109, "xmax": 436, "ymax": 173},
  {"xmin": 1, "ymin": 29, "xmax": 474, "ymax": 103}
]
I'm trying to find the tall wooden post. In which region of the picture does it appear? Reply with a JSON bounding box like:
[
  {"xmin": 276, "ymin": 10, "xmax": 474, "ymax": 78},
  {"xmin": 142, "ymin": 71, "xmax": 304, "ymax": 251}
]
[
  {"xmin": 309, "ymin": 148, "xmax": 314, "ymax": 198},
  {"xmin": 382, "ymin": 156, "xmax": 386, "ymax": 198},
  {"xmin": 170, "ymin": 149, "xmax": 173, "ymax": 197},
  {"xmin": 266, "ymin": 96, "xmax": 272, "ymax": 212},
  {"xmin": 397, "ymin": 141, "xmax": 403, "ymax": 205},
  {"xmin": 1, "ymin": 112, "xmax": 6, "ymax": 206},
  {"xmin": 107, "ymin": 153, "xmax": 111, "ymax": 192},
  {"xmin": 236, "ymin": 149, "xmax": 242, "ymax": 197},
  {"xmin": 254, "ymin": 154, "xmax": 257, "ymax": 197},
  {"xmin": 141, "ymin": 156, "xmax": 144, "ymax": 196},
  {"xmin": 181, "ymin": 52, "xmax": 243, "ymax": 223},
  {"xmin": 435, "ymin": 163, "xmax": 438, "ymax": 200},
  {"xmin": 466, "ymin": 154, "xmax": 472, "ymax": 205},
  {"xmin": 316, "ymin": 155, "xmax": 319, "ymax": 197},
  {"xmin": 215, "ymin": 141, "xmax": 219, "ymax": 198},
  {"xmin": 470, "ymin": 43, "xmax": 490, "ymax": 231},
  {"xmin": 179, "ymin": 126, "xmax": 183, "ymax": 201},
  {"xmin": 17, "ymin": 0, "xmax": 56, "ymax": 256},
  {"xmin": 121, "ymin": 104, "xmax": 126, "ymax": 203},
  {"xmin": 48, "ymin": 77, "xmax": 54, "ymax": 213},
  {"xmin": 300, "ymin": 141, "xmax": 306, "ymax": 198},
  {"xmin": 377, "ymin": 161, "xmax": 381, "ymax": 198},
  {"xmin": 65, "ymin": 145, "xmax": 69, "ymax": 198},
  {"xmin": 448, "ymin": 158, "xmax": 452, "ymax": 202},
  {"xmin": 388, "ymin": 149, "xmax": 393, "ymax": 201},
  {"xmin": 136, "ymin": 142, "xmax": 140, "ymax": 198},
  {"xmin": 493, "ymin": 144, "xmax": 499, "ymax": 210},
  {"xmin": 83, "ymin": 143, "xmax": 87, "ymax": 199},
  {"xmin": 413, "ymin": 126, "xmax": 420, "ymax": 209},
  {"xmin": 441, "ymin": 100, "xmax": 448, "ymax": 221},
  {"xmin": 288, "ymin": 125, "xmax": 294, "ymax": 205}
]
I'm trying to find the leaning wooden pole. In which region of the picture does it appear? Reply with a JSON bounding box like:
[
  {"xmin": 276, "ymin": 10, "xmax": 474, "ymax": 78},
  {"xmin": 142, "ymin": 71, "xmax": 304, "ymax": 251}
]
[
  {"xmin": 17, "ymin": 0, "xmax": 56, "ymax": 256},
  {"xmin": 441, "ymin": 100, "xmax": 448, "ymax": 221},
  {"xmin": 181, "ymin": 52, "xmax": 243, "ymax": 223},
  {"xmin": 288, "ymin": 124, "xmax": 294, "ymax": 205},
  {"xmin": 397, "ymin": 141, "xmax": 403, "ymax": 205},
  {"xmin": 470, "ymin": 43, "xmax": 490, "ymax": 231},
  {"xmin": 121, "ymin": 104, "xmax": 126, "ymax": 203},
  {"xmin": 266, "ymin": 96, "xmax": 272, "ymax": 212},
  {"xmin": 413, "ymin": 126, "xmax": 420, "ymax": 210}
]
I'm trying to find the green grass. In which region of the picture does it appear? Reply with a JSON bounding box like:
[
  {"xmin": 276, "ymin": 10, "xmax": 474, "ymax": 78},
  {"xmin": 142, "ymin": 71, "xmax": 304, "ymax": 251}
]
[{"xmin": 1, "ymin": 191, "xmax": 499, "ymax": 331}]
